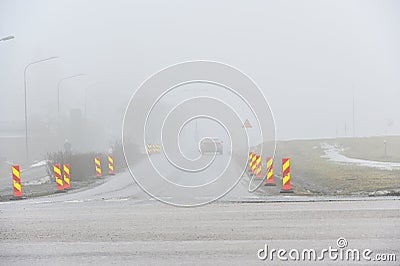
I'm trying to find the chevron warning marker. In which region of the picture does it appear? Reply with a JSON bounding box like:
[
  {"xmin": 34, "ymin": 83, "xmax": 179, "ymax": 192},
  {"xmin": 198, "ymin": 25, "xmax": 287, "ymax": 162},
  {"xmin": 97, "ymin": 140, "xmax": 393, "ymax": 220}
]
[
  {"xmin": 11, "ymin": 165, "xmax": 22, "ymax": 198},
  {"xmin": 280, "ymin": 158, "xmax": 294, "ymax": 193}
]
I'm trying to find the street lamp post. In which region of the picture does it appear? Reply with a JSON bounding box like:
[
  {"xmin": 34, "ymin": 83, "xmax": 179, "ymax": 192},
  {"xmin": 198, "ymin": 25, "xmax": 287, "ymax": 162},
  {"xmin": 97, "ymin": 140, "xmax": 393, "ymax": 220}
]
[
  {"xmin": 0, "ymin": 35, "xmax": 14, "ymax": 42},
  {"xmin": 384, "ymin": 140, "xmax": 387, "ymax": 159},
  {"xmin": 57, "ymin": 74, "xmax": 85, "ymax": 116},
  {"xmin": 24, "ymin": 56, "xmax": 58, "ymax": 161}
]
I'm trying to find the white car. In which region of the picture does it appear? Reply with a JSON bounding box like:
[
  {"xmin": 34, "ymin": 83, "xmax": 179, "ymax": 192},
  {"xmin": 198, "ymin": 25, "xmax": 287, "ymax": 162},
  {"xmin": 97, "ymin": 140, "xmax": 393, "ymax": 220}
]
[{"xmin": 199, "ymin": 138, "xmax": 223, "ymax": 155}]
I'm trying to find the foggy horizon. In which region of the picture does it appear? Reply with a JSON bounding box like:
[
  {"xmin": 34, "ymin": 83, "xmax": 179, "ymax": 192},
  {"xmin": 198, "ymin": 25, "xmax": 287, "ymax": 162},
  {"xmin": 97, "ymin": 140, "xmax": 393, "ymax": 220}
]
[{"xmin": 1, "ymin": 0, "xmax": 400, "ymax": 141}]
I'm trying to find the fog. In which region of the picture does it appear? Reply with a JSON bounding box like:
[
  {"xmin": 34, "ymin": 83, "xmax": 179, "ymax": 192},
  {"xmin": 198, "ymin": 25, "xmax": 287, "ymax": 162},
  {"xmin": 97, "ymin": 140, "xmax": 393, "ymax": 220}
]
[{"xmin": 1, "ymin": 0, "xmax": 400, "ymax": 161}]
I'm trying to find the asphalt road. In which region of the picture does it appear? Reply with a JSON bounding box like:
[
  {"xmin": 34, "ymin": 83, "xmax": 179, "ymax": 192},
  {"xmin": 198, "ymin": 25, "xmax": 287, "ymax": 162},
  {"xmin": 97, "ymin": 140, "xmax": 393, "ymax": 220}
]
[{"xmin": 0, "ymin": 154, "xmax": 399, "ymax": 265}]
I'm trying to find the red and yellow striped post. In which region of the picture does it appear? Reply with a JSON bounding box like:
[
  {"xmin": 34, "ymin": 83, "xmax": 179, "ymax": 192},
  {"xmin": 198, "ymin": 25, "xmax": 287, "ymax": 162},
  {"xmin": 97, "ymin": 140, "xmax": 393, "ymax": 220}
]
[
  {"xmin": 255, "ymin": 155, "xmax": 262, "ymax": 179},
  {"xmin": 147, "ymin": 144, "xmax": 152, "ymax": 155},
  {"xmin": 11, "ymin": 165, "xmax": 22, "ymax": 198},
  {"xmin": 54, "ymin": 164, "xmax": 64, "ymax": 192},
  {"xmin": 63, "ymin": 164, "xmax": 70, "ymax": 190},
  {"xmin": 108, "ymin": 155, "xmax": 114, "ymax": 175},
  {"xmin": 94, "ymin": 157, "xmax": 102, "ymax": 177},
  {"xmin": 248, "ymin": 153, "xmax": 253, "ymax": 172},
  {"xmin": 265, "ymin": 157, "xmax": 276, "ymax": 186},
  {"xmin": 251, "ymin": 153, "xmax": 257, "ymax": 174},
  {"xmin": 280, "ymin": 158, "xmax": 294, "ymax": 193}
]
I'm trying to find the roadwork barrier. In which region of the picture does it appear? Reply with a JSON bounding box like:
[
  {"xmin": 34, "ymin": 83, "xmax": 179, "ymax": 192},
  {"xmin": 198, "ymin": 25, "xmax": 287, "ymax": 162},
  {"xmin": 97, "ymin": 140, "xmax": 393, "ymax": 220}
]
[
  {"xmin": 255, "ymin": 155, "xmax": 262, "ymax": 179},
  {"xmin": 248, "ymin": 153, "xmax": 254, "ymax": 173},
  {"xmin": 94, "ymin": 157, "xmax": 102, "ymax": 177},
  {"xmin": 63, "ymin": 164, "xmax": 70, "ymax": 190},
  {"xmin": 147, "ymin": 144, "xmax": 153, "ymax": 155},
  {"xmin": 11, "ymin": 165, "xmax": 22, "ymax": 199},
  {"xmin": 54, "ymin": 164, "xmax": 64, "ymax": 192},
  {"xmin": 280, "ymin": 158, "xmax": 293, "ymax": 193},
  {"xmin": 251, "ymin": 153, "xmax": 257, "ymax": 174},
  {"xmin": 265, "ymin": 157, "xmax": 276, "ymax": 186},
  {"xmin": 108, "ymin": 155, "xmax": 114, "ymax": 175}
]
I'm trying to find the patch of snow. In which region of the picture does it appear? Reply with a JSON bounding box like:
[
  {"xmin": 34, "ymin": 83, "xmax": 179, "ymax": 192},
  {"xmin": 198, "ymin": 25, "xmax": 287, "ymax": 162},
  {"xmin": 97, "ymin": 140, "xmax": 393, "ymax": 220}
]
[
  {"xmin": 320, "ymin": 143, "xmax": 400, "ymax": 171},
  {"xmin": 30, "ymin": 160, "xmax": 47, "ymax": 168},
  {"xmin": 23, "ymin": 175, "xmax": 51, "ymax": 185}
]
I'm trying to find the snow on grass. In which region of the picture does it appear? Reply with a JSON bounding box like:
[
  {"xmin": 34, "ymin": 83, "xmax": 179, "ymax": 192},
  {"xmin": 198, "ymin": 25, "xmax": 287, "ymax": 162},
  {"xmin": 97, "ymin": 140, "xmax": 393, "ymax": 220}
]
[
  {"xmin": 30, "ymin": 160, "xmax": 47, "ymax": 168},
  {"xmin": 320, "ymin": 143, "xmax": 400, "ymax": 171}
]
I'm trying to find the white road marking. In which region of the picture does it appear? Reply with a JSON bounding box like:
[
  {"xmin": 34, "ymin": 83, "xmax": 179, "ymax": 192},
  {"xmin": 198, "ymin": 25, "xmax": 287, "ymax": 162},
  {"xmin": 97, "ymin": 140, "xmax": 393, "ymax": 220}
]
[
  {"xmin": 65, "ymin": 200, "xmax": 84, "ymax": 203},
  {"xmin": 103, "ymin": 198, "xmax": 130, "ymax": 202}
]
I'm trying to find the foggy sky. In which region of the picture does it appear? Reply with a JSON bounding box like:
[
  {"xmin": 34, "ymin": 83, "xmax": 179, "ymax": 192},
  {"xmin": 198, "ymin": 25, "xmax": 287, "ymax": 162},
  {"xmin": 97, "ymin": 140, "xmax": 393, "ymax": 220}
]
[{"xmin": 1, "ymin": 0, "xmax": 399, "ymax": 140}]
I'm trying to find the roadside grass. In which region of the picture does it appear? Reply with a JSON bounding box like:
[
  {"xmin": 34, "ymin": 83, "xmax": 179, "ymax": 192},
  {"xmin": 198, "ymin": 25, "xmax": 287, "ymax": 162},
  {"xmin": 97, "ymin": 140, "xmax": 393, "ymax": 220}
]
[
  {"xmin": 338, "ymin": 135, "xmax": 400, "ymax": 162},
  {"xmin": 0, "ymin": 161, "xmax": 8, "ymax": 181},
  {"xmin": 0, "ymin": 141, "xmax": 133, "ymax": 201},
  {"xmin": 269, "ymin": 136, "xmax": 400, "ymax": 195}
]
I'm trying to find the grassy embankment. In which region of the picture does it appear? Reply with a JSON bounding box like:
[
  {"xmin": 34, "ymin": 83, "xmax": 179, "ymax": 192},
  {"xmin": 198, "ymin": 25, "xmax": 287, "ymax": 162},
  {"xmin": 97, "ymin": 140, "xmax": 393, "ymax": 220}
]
[{"xmin": 271, "ymin": 136, "xmax": 400, "ymax": 195}]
